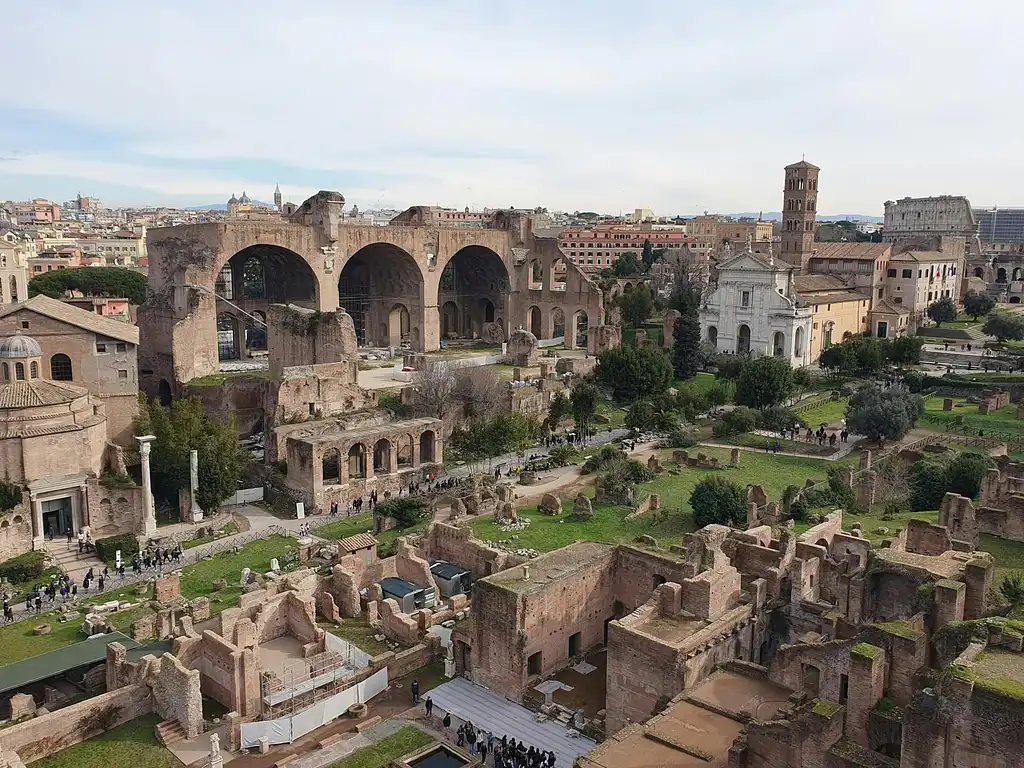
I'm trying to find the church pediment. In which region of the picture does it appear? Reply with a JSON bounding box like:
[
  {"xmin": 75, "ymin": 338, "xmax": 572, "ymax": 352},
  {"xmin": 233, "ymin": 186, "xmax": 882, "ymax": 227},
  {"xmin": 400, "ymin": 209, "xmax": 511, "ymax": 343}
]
[{"xmin": 717, "ymin": 251, "xmax": 781, "ymax": 275}]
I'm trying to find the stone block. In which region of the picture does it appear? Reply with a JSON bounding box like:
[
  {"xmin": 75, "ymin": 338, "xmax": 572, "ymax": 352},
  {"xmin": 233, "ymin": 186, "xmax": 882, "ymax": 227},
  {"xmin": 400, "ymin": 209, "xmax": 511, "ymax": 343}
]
[
  {"xmin": 943, "ymin": 398, "xmax": 954, "ymax": 411},
  {"xmin": 539, "ymin": 493, "xmax": 562, "ymax": 515},
  {"xmin": 572, "ymin": 493, "xmax": 593, "ymax": 520},
  {"xmin": 8, "ymin": 692, "xmax": 35, "ymax": 721},
  {"xmin": 730, "ymin": 448, "xmax": 740, "ymax": 467},
  {"xmin": 154, "ymin": 573, "xmax": 181, "ymax": 603},
  {"xmin": 188, "ymin": 596, "xmax": 211, "ymax": 622}
]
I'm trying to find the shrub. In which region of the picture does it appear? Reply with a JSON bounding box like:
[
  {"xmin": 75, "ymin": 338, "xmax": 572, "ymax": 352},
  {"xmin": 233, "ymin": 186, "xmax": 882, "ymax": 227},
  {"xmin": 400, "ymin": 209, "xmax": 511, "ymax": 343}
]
[
  {"xmin": 759, "ymin": 406, "xmax": 802, "ymax": 434},
  {"xmin": 376, "ymin": 498, "xmax": 428, "ymax": 529},
  {"xmin": 910, "ymin": 461, "xmax": 949, "ymax": 511},
  {"xmin": 713, "ymin": 406, "xmax": 760, "ymax": 436},
  {"xmin": 0, "ymin": 479, "xmax": 23, "ymax": 512},
  {"xmin": 95, "ymin": 533, "xmax": 141, "ymax": 564},
  {"xmin": 379, "ymin": 392, "xmax": 412, "ymax": 418},
  {"xmin": 690, "ymin": 476, "xmax": 747, "ymax": 528},
  {"xmin": 663, "ymin": 427, "xmax": 698, "ymax": 449},
  {"xmin": 946, "ymin": 453, "xmax": 989, "ymax": 499},
  {"xmin": 581, "ymin": 445, "xmax": 627, "ymax": 475},
  {"xmin": 999, "ymin": 571, "xmax": 1024, "ymax": 608},
  {"xmin": 0, "ymin": 550, "xmax": 47, "ymax": 583},
  {"xmin": 548, "ymin": 444, "xmax": 580, "ymax": 467}
]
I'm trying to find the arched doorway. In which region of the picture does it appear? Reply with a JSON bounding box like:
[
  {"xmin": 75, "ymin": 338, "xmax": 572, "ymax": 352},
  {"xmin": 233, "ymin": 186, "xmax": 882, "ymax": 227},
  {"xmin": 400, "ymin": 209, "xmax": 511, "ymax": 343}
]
[
  {"xmin": 439, "ymin": 246, "xmax": 510, "ymax": 340},
  {"xmin": 737, "ymin": 324, "xmax": 751, "ymax": 355},
  {"xmin": 339, "ymin": 243, "xmax": 423, "ymax": 347},
  {"xmin": 998, "ymin": 267, "xmax": 1007, "ymax": 283},
  {"xmin": 218, "ymin": 244, "xmax": 318, "ymax": 358},
  {"xmin": 974, "ymin": 267, "xmax": 984, "ymax": 278},
  {"xmin": 420, "ymin": 430, "xmax": 436, "ymax": 463},
  {"xmin": 1012, "ymin": 297, "xmax": 1021, "ymax": 304},
  {"xmin": 157, "ymin": 379, "xmax": 172, "ymax": 407},
  {"xmin": 528, "ymin": 306, "xmax": 543, "ymax": 338},
  {"xmin": 373, "ymin": 439, "xmax": 392, "ymax": 474},
  {"xmin": 348, "ymin": 444, "xmax": 367, "ymax": 479},
  {"xmin": 388, "ymin": 304, "xmax": 411, "ymax": 347},
  {"xmin": 773, "ymin": 331, "xmax": 785, "ymax": 357},
  {"xmin": 440, "ymin": 302, "xmax": 459, "ymax": 338},
  {"xmin": 574, "ymin": 311, "xmax": 589, "ymax": 349},
  {"xmin": 551, "ymin": 307, "xmax": 565, "ymax": 339},
  {"xmin": 707, "ymin": 326, "xmax": 718, "ymax": 349},
  {"xmin": 217, "ymin": 313, "xmax": 240, "ymax": 360}
]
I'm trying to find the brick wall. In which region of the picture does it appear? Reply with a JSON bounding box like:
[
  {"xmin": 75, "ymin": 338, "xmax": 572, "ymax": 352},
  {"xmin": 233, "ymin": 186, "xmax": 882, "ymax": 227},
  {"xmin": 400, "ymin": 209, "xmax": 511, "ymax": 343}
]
[
  {"xmin": 85, "ymin": 479, "xmax": 141, "ymax": 538},
  {"xmin": 0, "ymin": 684, "xmax": 152, "ymax": 763},
  {"xmin": 148, "ymin": 653, "xmax": 203, "ymax": 739},
  {"xmin": 0, "ymin": 504, "xmax": 32, "ymax": 562}
]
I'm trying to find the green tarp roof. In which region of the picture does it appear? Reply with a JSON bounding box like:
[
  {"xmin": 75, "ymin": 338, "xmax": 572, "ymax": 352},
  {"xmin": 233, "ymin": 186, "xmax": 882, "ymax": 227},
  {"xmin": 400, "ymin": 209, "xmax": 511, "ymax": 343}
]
[{"xmin": 0, "ymin": 631, "xmax": 141, "ymax": 695}]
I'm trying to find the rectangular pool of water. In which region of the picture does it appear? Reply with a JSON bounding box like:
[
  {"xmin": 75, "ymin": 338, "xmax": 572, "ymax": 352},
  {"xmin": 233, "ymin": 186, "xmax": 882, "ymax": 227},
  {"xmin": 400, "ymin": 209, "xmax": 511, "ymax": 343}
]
[{"xmin": 406, "ymin": 744, "xmax": 473, "ymax": 768}]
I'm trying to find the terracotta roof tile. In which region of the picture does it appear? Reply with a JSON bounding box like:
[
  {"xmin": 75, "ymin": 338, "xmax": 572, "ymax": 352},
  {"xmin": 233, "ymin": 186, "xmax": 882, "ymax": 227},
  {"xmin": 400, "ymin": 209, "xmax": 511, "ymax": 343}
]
[
  {"xmin": 0, "ymin": 380, "xmax": 88, "ymax": 409},
  {"xmin": 809, "ymin": 243, "xmax": 892, "ymax": 261},
  {"xmin": 337, "ymin": 533, "xmax": 377, "ymax": 552},
  {"xmin": 0, "ymin": 295, "xmax": 138, "ymax": 345}
]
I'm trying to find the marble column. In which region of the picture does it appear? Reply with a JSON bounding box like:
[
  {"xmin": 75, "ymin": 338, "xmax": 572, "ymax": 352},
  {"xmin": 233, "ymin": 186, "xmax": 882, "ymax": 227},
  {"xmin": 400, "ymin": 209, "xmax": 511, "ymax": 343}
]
[
  {"xmin": 138, "ymin": 435, "xmax": 157, "ymax": 537},
  {"xmin": 31, "ymin": 496, "xmax": 44, "ymax": 549},
  {"xmin": 189, "ymin": 449, "xmax": 204, "ymax": 522}
]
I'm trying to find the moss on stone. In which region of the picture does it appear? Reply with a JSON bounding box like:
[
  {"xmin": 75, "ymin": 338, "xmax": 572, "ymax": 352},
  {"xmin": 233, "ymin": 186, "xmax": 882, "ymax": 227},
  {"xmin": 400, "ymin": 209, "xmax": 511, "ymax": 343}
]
[
  {"xmin": 852, "ymin": 642, "xmax": 884, "ymax": 661},
  {"xmin": 875, "ymin": 620, "xmax": 923, "ymax": 641},
  {"xmin": 813, "ymin": 699, "xmax": 844, "ymax": 718}
]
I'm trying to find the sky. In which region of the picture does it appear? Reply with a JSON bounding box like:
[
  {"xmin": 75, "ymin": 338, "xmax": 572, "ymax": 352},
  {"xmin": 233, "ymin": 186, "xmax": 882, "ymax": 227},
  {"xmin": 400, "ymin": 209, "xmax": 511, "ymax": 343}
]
[{"xmin": 1, "ymin": 1, "xmax": 1021, "ymax": 216}]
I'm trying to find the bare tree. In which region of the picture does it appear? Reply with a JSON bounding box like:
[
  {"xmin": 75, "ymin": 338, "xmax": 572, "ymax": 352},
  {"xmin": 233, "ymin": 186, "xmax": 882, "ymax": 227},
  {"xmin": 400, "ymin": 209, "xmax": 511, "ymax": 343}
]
[
  {"xmin": 412, "ymin": 362, "xmax": 458, "ymax": 420},
  {"xmin": 874, "ymin": 457, "xmax": 912, "ymax": 520},
  {"xmin": 453, "ymin": 366, "xmax": 505, "ymax": 420}
]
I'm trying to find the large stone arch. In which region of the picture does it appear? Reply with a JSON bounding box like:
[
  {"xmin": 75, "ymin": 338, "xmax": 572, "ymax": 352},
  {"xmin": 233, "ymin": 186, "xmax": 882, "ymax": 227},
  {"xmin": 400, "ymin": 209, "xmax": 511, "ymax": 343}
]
[
  {"xmin": 436, "ymin": 245, "xmax": 511, "ymax": 341},
  {"xmin": 338, "ymin": 243, "xmax": 424, "ymax": 348},
  {"xmin": 215, "ymin": 244, "xmax": 318, "ymax": 360}
]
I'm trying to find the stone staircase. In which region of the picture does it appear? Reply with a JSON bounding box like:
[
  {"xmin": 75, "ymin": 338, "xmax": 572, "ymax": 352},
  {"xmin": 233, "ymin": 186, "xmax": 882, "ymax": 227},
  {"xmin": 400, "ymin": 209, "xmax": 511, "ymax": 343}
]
[
  {"xmin": 155, "ymin": 719, "xmax": 186, "ymax": 747},
  {"xmin": 44, "ymin": 541, "xmax": 104, "ymax": 582}
]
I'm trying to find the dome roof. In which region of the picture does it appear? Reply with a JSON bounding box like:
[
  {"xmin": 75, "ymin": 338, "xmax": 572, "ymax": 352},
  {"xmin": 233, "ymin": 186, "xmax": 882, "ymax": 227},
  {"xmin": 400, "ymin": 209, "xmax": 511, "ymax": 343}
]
[
  {"xmin": 0, "ymin": 380, "xmax": 89, "ymax": 409},
  {"xmin": 239, "ymin": 191, "xmax": 251, "ymax": 204},
  {"xmin": 0, "ymin": 332, "xmax": 41, "ymax": 359},
  {"xmin": 228, "ymin": 193, "xmax": 239, "ymax": 205}
]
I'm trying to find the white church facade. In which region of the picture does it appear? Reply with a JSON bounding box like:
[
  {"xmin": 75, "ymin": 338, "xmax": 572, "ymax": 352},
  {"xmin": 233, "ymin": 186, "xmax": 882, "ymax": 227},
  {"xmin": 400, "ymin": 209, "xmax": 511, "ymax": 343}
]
[{"xmin": 700, "ymin": 248, "xmax": 813, "ymax": 367}]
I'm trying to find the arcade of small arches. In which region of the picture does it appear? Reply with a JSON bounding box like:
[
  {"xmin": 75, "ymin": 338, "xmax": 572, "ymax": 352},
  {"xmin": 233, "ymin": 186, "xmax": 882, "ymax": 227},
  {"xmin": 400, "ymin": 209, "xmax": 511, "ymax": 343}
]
[
  {"xmin": 209, "ymin": 239, "xmax": 596, "ymax": 361},
  {"xmin": 283, "ymin": 418, "xmax": 444, "ymax": 508},
  {"xmin": 704, "ymin": 324, "xmax": 807, "ymax": 358}
]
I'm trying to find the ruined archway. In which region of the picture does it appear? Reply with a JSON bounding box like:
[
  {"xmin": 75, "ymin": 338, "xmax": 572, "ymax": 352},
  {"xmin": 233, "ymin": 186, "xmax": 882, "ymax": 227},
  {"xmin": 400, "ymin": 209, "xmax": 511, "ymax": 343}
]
[
  {"xmin": 373, "ymin": 439, "xmax": 392, "ymax": 474},
  {"xmin": 550, "ymin": 258, "xmax": 567, "ymax": 291},
  {"xmin": 348, "ymin": 444, "xmax": 367, "ymax": 479},
  {"xmin": 528, "ymin": 306, "xmax": 543, "ymax": 338},
  {"xmin": 339, "ymin": 243, "xmax": 424, "ymax": 347},
  {"xmin": 388, "ymin": 304, "xmax": 411, "ymax": 347},
  {"xmin": 438, "ymin": 246, "xmax": 510, "ymax": 340},
  {"xmin": 550, "ymin": 307, "xmax": 565, "ymax": 339},
  {"xmin": 440, "ymin": 302, "xmax": 459, "ymax": 338},
  {"xmin": 219, "ymin": 245, "xmax": 317, "ymax": 359},
  {"xmin": 574, "ymin": 311, "xmax": 589, "ymax": 349},
  {"xmin": 217, "ymin": 313, "xmax": 240, "ymax": 361},
  {"xmin": 420, "ymin": 430, "xmax": 436, "ymax": 463},
  {"xmin": 157, "ymin": 379, "xmax": 172, "ymax": 407}
]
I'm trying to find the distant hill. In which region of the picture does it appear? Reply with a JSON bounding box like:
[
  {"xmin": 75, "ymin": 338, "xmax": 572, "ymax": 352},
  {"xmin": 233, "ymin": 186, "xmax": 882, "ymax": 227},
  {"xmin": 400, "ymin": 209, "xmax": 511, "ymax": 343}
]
[{"xmin": 727, "ymin": 211, "xmax": 883, "ymax": 223}]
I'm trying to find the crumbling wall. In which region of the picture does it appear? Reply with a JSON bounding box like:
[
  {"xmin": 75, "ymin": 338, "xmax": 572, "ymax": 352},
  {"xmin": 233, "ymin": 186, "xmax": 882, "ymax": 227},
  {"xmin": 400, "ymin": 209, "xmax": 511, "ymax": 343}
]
[
  {"xmin": 145, "ymin": 652, "xmax": 203, "ymax": 739},
  {"xmin": 420, "ymin": 523, "xmax": 524, "ymax": 578},
  {"xmin": 0, "ymin": 503, "xmax": 33, "ymax": 563},
  {"xmin": 0, "ymin": 684, "xmax": 153, "ymax": 763}
]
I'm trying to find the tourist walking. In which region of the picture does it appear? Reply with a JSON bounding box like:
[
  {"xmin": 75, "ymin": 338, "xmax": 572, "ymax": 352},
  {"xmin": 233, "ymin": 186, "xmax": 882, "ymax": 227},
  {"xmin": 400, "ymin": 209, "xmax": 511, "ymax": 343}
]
[
  {"xmin": 424, "ymin": 696, "xmax": 433, "ymax": 719},
  {"xmin": 411, "ymin": 679, "xmax": 420, "ymax": 704}
]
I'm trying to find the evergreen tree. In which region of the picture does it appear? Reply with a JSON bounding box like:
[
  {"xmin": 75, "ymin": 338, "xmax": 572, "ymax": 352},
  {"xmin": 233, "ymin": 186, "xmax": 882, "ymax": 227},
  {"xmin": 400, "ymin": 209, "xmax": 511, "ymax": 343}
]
[{"xmin": 672, "ymin": 308, "xmax": 701, "ymax": 380}]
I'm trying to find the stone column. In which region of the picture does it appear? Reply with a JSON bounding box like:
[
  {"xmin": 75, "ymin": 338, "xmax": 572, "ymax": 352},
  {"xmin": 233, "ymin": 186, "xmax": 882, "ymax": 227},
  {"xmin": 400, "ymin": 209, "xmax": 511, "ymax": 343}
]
[
  {"xmin": 847, "ymin": 643, "xmax": 886, "ymax": 747},
  {"xmin": 138, "ymin": 435, "xmax": 157, "ymax": 538},
  {"xmin": 411, "ymin": 440, "xmax": 421, "ymax": 469},
  {"xmin": 388, "ymin": 443, "xmax": 399, "ymax": 475},
  {"xmin": 189, "ymin": 449, "xmax": 204, "ymax": 522},
  {"xmin": 31, "ymin": 495, "xmax": 44, "ymax": 549}
]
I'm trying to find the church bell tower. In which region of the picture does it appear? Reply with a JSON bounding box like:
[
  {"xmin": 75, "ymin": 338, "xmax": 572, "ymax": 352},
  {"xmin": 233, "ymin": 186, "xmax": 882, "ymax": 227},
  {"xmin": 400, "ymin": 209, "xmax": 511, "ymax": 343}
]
[{"xmin": 779, "ymin": 160, "xmax": 819, "ymax": 271}]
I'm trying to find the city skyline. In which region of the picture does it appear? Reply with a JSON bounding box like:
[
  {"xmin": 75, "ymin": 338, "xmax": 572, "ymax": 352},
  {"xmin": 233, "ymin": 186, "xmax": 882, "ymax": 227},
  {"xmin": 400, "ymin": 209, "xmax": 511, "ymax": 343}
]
[{"xmin": 0, "ymin": 1, "xmax": 1018, "ymax": 213}]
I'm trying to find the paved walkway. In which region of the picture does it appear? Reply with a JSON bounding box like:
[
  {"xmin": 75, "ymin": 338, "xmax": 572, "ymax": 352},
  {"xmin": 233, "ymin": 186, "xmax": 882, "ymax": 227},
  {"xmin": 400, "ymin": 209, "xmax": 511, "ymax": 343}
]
[{"xmin": 427, "ymin": 677, "xmax": 597, "ymax": 768}]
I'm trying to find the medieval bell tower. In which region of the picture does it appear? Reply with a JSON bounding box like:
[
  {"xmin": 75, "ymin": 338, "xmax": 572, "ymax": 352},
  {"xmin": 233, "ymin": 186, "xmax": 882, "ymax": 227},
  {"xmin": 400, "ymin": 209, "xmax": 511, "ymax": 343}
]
[{"xmin": 779, "ymin": 160, "xmax": 819, "ymax": 271}]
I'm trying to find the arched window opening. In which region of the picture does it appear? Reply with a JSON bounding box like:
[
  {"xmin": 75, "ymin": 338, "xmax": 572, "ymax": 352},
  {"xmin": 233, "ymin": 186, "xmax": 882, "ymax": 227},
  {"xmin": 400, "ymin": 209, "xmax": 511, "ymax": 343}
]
[
  {"xmin": 50, "ymin": 353, "xmax": 73, "ymax": 381},
  {"xmin": 737, "ymin": 325, "xmax": 751, "ymax": 355},
  {"xmin": 322, "ymin": 450, "xmax": 340, "ymax": 484},
  {"xmin": 419, "ymin": 431, "xmax": 436, "ymax": 464},
  {"xmin": 373, "ymin": 439, "xmax": 392, "ymax": 474},
  {"xmin": 14, "ymin": 362, "xmax": 24, "ymax": 381},
  {"xmin": 348, "ymin": 444, "xmax": 366, "ymax": 479},
  {"xmin": 707, "ymin": 326, "xmax": 718, "ymax": 349},
  {"xmin": 29, "ymin": 361, "xmax": 38, "ymax": 379}
]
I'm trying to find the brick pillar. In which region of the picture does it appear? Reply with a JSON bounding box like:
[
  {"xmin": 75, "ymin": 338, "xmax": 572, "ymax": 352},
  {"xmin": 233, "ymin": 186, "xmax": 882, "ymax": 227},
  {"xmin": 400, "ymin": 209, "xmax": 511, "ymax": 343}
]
[
  {"xmin": 847, "ymin": 643, "xmax": 886, "ymax": 747},
  {"xmin": 856, "ymin": 470, "xmax": 877, "ymax": 508},
  {"xmin": 388, "ymin": 443, "xmax": 399, "ymax": 474},
  {"xmin": 934, "ymin": 579, "xmax": 966, "ymax": 631},
  {"xmin": 963, "ymin": 558, "xmax": 993, "ymax": 620},
  {"xmin": 887, "ymin": 630, "xmax": 928, "ymax": 708}
]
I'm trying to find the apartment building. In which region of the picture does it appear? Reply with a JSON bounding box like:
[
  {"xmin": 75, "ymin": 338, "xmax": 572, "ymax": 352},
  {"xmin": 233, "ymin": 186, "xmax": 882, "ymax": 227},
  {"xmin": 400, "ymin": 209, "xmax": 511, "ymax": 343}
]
[
  {"xmin": 14, "ymin": 199, "xmax": 61, "ymax": 225},
  {"xmin": 558, "ymin": 224, "xmax": 691, "ymax": 271}
]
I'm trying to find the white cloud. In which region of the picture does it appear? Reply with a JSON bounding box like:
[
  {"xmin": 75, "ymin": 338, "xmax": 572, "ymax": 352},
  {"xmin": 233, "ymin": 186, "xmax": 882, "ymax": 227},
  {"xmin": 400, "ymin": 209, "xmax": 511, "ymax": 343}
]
[{"xmin": 1, "ymin": 0, "xmax": 1022, "ymax": 212}]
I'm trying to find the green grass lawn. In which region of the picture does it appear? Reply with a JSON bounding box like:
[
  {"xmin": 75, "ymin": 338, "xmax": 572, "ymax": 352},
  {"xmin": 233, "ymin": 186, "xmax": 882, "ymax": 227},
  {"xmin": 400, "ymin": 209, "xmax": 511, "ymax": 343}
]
[
  {"xmin": 323, "ymin": 616, "xmax": 392, "ymax": 656},
  {"xmin": 317, "ymin": 514, "xmax": 375, "ymax": 541},
  {"xmin": 331, "ymin": 726, "xmax": 434, "ymax": 768},
  {"xmin": 979, "ymin": 534, "xmax": 1024, "ymax": 586},
  {"xmin": 923, "ymin": 396, "xmax": 1024, "ymax": 437},
  {"xmin": 470, "ymin": 447, "xmax": 845, "ymax": 552},
  {"xmin": 32, "ymin": 714, "xmax": 178, "ymax": 768},
  {"xmin": 0, "ymin": 535, "xmax": 298, "ymax": 664},
  {"xmin": 711, "ymin": 432, "xmax": 846, "ymax": 458},
  {"xmin": 596, "ymin": 401, "xmax": 627, "ymax": 430},
  {"xmin": 675, "ymin": 372, "xmax": 726, "ymax": 399},
  {"xmin": 794, "ymin": 509, "xmax": 941, "ymax": 546},
  {"xmin": 798, "ymin": 398, "xmax": 849, "ymax": 428},
  {"xmin": 181, "ymin": 521, "xmax": 239, "ymax": 550}
]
